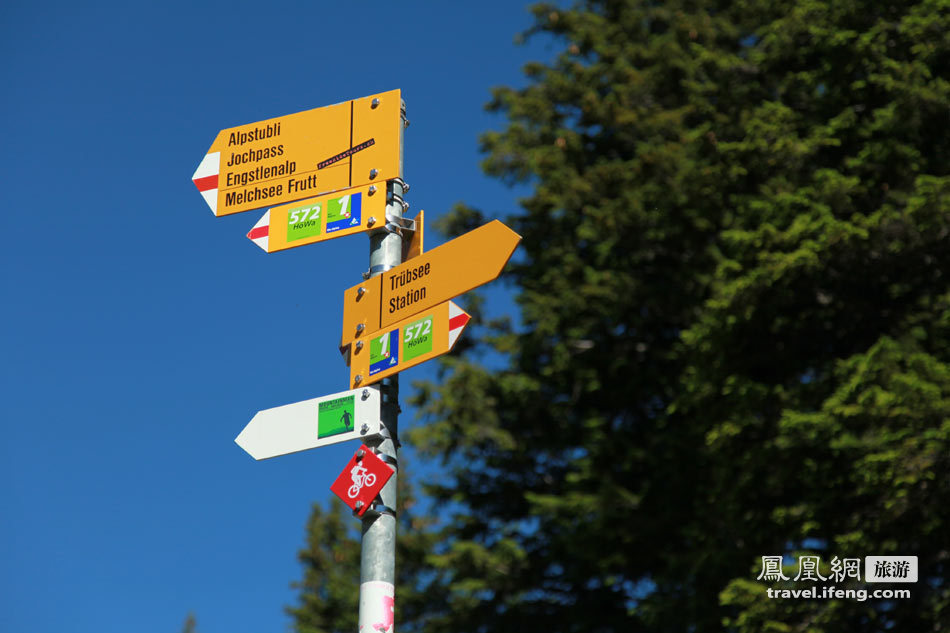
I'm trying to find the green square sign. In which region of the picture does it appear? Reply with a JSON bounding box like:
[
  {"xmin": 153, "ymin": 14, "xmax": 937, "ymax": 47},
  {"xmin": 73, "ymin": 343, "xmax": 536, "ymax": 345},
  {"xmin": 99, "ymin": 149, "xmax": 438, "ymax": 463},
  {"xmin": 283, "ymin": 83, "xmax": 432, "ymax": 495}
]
[
  {"xmin": 317, "ymin": 395, "xmax": 355, "ymax": 438},
  {"xmin": 402, "ymin": 315, "xmax": 433, "ymax": 361},
  {"xmin": 287, "ymin": 203, "xmax": 322, "ymax": 242}
]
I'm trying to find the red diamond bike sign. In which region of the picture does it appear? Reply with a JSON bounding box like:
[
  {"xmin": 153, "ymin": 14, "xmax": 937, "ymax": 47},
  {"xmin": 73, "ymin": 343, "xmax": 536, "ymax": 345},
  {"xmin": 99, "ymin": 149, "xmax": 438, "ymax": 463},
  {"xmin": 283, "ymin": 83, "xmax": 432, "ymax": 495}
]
[{"xmin": 330, "ymin": 444, "xmax": 394, "ymax": 516}]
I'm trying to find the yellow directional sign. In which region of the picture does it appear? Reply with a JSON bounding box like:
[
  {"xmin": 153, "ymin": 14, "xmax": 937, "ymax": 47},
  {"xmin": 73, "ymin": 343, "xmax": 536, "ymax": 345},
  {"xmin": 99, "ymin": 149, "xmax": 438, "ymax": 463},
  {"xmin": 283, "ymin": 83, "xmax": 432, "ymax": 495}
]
[
  {"xmin": 348, "ymin": 300, "xmax": 470, "ymax": 389},
  {"xmin": 340, "ymin": 220, "xmax": 521, "ymax": 347},
  {"xmin": 246, "ymin": 184, "xmax": 388, "ymax": 253},
  {"xmin": 192, "ymin": 89, "xmax": 403, "ymax": 216}
]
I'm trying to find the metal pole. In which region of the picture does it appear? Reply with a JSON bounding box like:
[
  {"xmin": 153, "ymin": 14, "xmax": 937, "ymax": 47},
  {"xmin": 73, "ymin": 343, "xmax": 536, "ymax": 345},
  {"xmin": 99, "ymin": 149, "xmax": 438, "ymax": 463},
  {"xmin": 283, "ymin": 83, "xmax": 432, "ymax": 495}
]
[{"xmin": 357, "ymin": 98, "xmax": 407, "ymax": 633}]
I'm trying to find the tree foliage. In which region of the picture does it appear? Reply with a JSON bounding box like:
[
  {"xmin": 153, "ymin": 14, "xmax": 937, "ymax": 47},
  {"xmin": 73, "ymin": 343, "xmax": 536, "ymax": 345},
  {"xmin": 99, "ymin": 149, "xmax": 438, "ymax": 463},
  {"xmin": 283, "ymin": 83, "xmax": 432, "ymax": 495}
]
[
  {"xmin": 291, "ymin": 1, "xmax": 950, "ymax": 631},
  {"xmin": 407, "ymin": 1, "xmax": 950, "ymax": 631}
]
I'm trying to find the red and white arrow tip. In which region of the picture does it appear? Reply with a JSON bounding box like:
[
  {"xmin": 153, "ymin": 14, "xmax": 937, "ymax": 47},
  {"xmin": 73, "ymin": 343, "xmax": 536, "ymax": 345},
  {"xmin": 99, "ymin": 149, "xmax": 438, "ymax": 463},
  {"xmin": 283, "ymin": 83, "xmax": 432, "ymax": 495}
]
[
  {"xmin": 192, "ymin": 152, "xmax": 220, "ymax": 215},
  {"xmin": 247, "ymin": 211, "xmax": 270, "ymax": 251},
  {"xmin": 448, "ymin": 301, "xmax": 470, "ymax": 349}
]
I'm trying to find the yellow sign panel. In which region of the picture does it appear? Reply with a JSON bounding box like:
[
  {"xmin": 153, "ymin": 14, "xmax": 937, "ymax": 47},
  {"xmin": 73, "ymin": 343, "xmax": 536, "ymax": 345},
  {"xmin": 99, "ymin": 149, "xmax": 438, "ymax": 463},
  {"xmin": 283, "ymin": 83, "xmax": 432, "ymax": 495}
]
[
  {"xmin": 192, "ymin": 89, "xmax": 403, "ymax": 216},
  {"xmin": 247, "ymin": 184, "xmax": 388, "ymax": 253},
  {"xmin": 348, "ymin": 300, "xmax": 470, "ymax": 389},
  {"xmin": 340, "ymin": 219, "xmax": 520, "ymax": 346}
]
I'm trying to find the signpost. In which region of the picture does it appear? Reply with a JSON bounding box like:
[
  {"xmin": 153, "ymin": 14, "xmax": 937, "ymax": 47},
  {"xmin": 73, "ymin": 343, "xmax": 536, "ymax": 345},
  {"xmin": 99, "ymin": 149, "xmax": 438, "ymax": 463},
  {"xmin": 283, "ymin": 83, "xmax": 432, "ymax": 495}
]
[
  {"xmin": 340, "ymin": 219, "xmax": 520, "ymax": 347},
  {"xmin": 192, "ymin": 89, "xmax": 403, "ymax": 216},
  {"xmin": 348, "ymin": 300, "xmax": 470, "ymax": 389},
  {"xmin": 246, "ymin": 183, "xmax": 388, "ymax": 253},
  {"xmin": 195, "ymin": 90, "xmax": 519, "ymax": 633},
  {"xmin": 235, "ymin": 386, "xmax": 382, "ymax": 460}
]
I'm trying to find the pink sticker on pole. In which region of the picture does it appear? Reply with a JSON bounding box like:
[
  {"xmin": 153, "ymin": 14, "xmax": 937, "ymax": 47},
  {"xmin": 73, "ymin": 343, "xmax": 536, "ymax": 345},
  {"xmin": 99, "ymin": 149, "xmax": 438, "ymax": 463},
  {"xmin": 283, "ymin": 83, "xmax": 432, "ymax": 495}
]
[{"xmin": 359, "ymin": 580, "xmax": 394, "ymax": 633}]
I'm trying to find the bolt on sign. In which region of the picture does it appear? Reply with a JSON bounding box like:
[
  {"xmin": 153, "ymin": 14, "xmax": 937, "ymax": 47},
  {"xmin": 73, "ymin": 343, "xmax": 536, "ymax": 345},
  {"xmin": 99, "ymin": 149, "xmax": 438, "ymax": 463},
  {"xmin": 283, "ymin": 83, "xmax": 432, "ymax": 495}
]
[
  {"xmin": 330, "ymin": 444, "xmax": 394, "ymax": 516},
  {"xmin": 347, "ymin": 300, "xmax": 470, "ymax": 389},
  {"xmin": 235, "ymin": 386, "xmax": 382, "ymax": 460},
  {"xmin": 340, "ymin": 219, "xmax": 521, "ymax": 347},
  {"xmin": 192, "ymin": 89, "xmax": 402, "ymax": 216},
  {"xmin": 247, "ymin": 183, "xmax": 389, "ymax": 253}
]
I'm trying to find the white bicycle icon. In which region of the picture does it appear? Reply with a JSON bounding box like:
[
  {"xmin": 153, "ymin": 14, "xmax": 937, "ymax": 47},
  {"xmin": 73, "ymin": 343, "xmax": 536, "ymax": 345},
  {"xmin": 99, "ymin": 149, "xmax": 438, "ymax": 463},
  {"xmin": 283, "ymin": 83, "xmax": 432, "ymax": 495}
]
[{"xmin": 347, "ymin": 466, "xmax": 377, "ymax": 498}]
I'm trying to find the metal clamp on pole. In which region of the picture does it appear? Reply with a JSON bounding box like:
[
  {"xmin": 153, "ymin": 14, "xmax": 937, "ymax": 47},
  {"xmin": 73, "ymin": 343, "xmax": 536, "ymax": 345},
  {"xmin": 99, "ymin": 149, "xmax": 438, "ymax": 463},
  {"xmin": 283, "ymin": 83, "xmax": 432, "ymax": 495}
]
[
  {"xmin": 367, "ymin": 264, "xmax": 395, "ymax": 277},
  {"xmin": 362, "ymin": 503, "xmax": 397, "ymax": 519},
  {"xmin": 387, "ymin": 193, "xmax": 410, "ymax": 212},
  {"xmin": 383, "ymin": 213, "xmax": 414, "ymax": 237},
  {"xmin": 381, "ymin": 197, "xmax": 410, "ymax": 237},
  {"xmin": 367, "ymin": 187, "xmax": 411, "ymax": 238},
  {"xmin": 372, "ymin": 451, "xmax": 398, "ymax": 468},
  {"xmin": 389, "ymin": 177, "xmax": 410, "ymax": 193},
  {"xmin": 385, "ymin": 212, "xmax": 413, "ymax": 225},
  {"xmin": 382, "ymin": 222, "xmax": 403, "ymax": 238},
  {"xmin": 367, "ymin": 221, "xmax": 403, "ymax": 238}
]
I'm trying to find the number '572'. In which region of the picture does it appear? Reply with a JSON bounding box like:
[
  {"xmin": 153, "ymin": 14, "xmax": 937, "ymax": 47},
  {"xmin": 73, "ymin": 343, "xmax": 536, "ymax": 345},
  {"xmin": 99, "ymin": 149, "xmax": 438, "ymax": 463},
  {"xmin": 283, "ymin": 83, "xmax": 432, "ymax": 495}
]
[
  {"xmin": 404, "ymin": 319, "xmax": 432, "ymax": 342},
  {"xmin": 289, "ymin": 206, "xmax": 319, "ymax": 224}
]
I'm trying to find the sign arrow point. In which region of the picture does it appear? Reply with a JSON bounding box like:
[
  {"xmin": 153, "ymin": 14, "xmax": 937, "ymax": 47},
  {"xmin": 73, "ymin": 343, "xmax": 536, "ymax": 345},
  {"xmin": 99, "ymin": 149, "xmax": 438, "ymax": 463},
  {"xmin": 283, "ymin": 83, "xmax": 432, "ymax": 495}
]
[
  {"xmin": 448, "ymin": 301, "xmax": 470, "ymax": 350},
  {"xmin": 192, "ymin": 152, "xmax": 220, "ymax": 215},
  {"xmin": 247, "ymin": 211, "xmax": 270, "ymax": 251}
]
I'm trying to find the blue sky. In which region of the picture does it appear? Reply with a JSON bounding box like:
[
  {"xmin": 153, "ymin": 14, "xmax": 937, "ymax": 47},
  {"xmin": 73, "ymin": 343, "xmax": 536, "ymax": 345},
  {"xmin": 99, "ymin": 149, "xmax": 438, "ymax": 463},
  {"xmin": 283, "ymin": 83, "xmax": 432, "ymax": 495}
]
[{"xmin": 1, "ymin": 3, "xmax": 549, "ymax": 632}]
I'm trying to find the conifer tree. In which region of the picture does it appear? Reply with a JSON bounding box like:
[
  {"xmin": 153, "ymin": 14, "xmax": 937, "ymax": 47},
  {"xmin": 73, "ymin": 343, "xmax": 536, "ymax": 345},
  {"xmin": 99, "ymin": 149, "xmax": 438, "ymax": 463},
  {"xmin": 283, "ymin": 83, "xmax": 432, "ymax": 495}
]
[{"xmin": 408, "ymin": 1, "xmax": 950, "ymax": 631}]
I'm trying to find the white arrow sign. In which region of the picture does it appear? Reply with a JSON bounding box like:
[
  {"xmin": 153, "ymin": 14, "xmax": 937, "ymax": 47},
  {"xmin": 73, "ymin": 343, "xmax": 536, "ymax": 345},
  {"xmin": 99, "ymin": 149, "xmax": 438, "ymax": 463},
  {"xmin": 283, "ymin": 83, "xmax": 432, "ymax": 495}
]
[{"xmin": 236, "ymin": 386, "xmax": 382, "ymax": 460}]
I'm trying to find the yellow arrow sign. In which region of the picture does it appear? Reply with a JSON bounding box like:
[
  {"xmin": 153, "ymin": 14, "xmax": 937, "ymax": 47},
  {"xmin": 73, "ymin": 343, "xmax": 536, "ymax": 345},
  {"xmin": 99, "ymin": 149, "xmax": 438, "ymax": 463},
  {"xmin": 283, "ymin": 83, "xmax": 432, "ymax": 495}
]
[
  {"xmin": 348, "ymin": 300, "xmax": 470, "ymax": 389},
  {"xmin": 192, "ymin": 89, "xmax": 402, "ymax": 216},
  {"xmin": 340, "ymin": 219, "xmax": 521, "ymax": 346},
  {"xmin": 246, "ymin": 184, "xmax": 388, "ymax": 253}
]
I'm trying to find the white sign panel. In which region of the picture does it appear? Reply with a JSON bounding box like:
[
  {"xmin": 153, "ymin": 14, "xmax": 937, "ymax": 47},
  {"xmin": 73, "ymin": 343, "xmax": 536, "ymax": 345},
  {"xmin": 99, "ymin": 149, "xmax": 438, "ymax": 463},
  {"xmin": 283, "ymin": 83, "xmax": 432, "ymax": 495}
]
[{"xmin": 236, "ymin": 386, "xmax": 382, "ymax": 460}]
